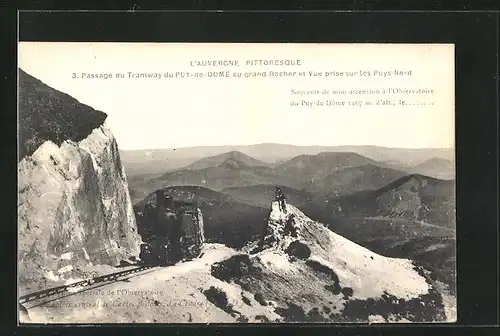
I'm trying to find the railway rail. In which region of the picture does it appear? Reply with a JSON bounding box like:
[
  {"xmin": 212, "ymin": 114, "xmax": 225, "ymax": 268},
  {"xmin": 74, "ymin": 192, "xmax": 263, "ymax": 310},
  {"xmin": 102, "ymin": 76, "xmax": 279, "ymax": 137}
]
[{"xmin": 19, "ymin": 265, "xmax": 158, "ymax": 305}]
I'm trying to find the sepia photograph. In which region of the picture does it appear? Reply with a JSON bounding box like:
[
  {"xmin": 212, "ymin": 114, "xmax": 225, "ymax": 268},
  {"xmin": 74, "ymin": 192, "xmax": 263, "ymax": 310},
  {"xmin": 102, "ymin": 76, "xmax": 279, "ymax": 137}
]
[{"xmin": 17, "ymin": 42, "xmax": 456, "ymax": 324}]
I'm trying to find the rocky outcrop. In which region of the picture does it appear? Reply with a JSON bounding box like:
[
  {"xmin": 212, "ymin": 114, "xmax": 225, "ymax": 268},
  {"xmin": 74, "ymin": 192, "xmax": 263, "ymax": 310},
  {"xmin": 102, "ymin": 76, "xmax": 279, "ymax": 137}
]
[
  {"xmin": 136, "ymin": 189, "xmax": 205, "ymax": 262},
  {"xmin": 18, "ymin": 70, "xmax": 141, "ymax": 294},
  {"xmin": 238, "ymin": 201, "xmax": 450, "ymax": 322}
]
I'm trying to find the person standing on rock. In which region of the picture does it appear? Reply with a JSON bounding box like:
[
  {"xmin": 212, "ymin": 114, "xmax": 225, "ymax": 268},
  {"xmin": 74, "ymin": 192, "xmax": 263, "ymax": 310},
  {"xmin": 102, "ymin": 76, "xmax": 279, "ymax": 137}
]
[{"xmin": 275, "ymin": 185, "xmax": 287, "ymax": 213}]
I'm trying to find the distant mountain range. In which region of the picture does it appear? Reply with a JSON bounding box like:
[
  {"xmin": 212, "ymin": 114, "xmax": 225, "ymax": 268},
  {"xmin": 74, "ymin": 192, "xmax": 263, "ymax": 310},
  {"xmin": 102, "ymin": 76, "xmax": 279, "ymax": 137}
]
[
  {"xmin": 127, "ymin": 150, "xmax": 455, "ymax": 204},
  {"xmin": 120, "ymin": 144, "xmax": 454, "ymax": 178},
  {"xmin": 405, "ymin": 158, "xmax": 455, "ymax": 180},
  {"xmin": 149, "ymin": 158, "xmax": 288, "ymax": 193},
  {"xmin": 128, "ymin": 151, "xmax": 390, "ymax": 201},
  {"xmin": 274, "ymin": 152, "xmax": 390, "ymax": 190},
  {"xmin": 121, "ymin": 143, "xmax": 454, "ymax": 164}
]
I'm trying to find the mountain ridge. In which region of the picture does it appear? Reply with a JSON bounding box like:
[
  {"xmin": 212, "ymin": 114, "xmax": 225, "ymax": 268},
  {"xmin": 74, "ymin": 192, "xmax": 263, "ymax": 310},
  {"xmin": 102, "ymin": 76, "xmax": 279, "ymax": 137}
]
[
  {"xmin": 147, "ymin": 157, "xmax": 286, "ymax": 193},
  {"xmin": 120, "ymin": 144, "xmax": 454, "ymax": 173},
  {"xmin": 404, "ymin": 158, "xmax": 455, "ymax": 180},
  {"xmin": 274, "ymin": 152, "xmax": 385, "ymax": 190},
  {"xmin": 183, "ymin": 151, "xmax": 269, "ymax": 171},
  {"xmin": 306, "ymin": 163, "xmax": 408, "ymax": 194},
  {"xmin": 307, "ymin": 174, "xmax": 456, "ymax": 229}
]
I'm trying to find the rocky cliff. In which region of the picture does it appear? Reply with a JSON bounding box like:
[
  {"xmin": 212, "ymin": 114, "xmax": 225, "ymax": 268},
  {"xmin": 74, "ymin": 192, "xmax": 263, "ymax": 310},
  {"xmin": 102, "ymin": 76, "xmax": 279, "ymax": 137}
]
[{"xmin": 18, "ymin": 69, "xmax": 142, "ymax": 294}]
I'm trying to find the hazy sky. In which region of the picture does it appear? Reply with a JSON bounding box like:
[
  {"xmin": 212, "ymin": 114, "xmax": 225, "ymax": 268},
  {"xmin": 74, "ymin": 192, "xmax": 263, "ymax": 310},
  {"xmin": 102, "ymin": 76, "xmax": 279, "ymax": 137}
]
[{"xmin": 18, "ymin": 43, "xmax": 454, "ymax": 150}]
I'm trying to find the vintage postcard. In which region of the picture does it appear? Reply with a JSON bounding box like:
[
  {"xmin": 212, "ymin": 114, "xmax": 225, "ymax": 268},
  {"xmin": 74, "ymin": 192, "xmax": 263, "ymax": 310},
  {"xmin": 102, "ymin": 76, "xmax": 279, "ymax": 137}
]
[{"xmin": 18, "ymin": 42, "xmax": 455, "ymax": 323}]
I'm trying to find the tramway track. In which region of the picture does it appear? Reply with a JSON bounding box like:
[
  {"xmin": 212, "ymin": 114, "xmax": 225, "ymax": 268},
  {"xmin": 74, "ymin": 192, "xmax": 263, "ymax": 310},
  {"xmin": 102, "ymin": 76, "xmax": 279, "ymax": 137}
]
[{"xmin": 19, "ymin": 265, "xmax": 158, "ymax": 305}]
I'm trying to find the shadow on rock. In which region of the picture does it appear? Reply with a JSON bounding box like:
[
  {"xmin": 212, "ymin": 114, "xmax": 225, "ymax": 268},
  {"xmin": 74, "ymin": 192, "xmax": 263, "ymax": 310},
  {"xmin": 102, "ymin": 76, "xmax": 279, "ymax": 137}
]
[
  {"xmin": 285, "ymin": 241, "xmax": 311, "ymax": 259},
  {"xmin": 210, "ymin": 254, "xmax": 263, "ymax": 283},
  {"xmin": 305, "ymin": 259, "xmax": 343, "ymax": 295},
  {"xmin": 202, "ymin": 286, "xmax": 249, "ymax": 321}
]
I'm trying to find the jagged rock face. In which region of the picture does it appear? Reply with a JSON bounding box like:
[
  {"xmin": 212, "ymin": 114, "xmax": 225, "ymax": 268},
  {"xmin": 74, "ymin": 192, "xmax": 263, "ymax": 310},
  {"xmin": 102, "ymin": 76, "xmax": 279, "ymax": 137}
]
[
  {"xmin": 196, "ymin": 208, "xmax": 205, "ymax": 244},
  {"xmin": 136, "ymin": 191, "xmax": 205, "ymax": 257},
  {"xmin": 18, "ymin": 125, "xmax": 142, "ymax": 293},
  {"xmin": 18, "ymin": 70, "xmax": 141, "ymax": 293},
  {"xmin": 179, "ymin": 207, "xmax": 205, "ymax": 247}
]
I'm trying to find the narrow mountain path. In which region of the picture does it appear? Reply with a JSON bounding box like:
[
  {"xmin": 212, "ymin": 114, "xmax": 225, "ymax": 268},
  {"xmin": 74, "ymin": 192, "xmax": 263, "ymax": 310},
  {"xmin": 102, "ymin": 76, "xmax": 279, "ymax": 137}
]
[{"xmin": 24, "ymin": 244, "xmax": 239, "ymax": 323}]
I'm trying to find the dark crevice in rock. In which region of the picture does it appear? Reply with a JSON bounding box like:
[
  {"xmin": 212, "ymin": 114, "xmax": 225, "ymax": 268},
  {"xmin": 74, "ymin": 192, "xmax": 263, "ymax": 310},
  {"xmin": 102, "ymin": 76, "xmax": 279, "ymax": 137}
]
[
  {"xmin": 341, "ymin": 287, "xmax": 354, "ymax": 298},
  {"xmin": 202, "ymin": 286, "xmax": 235, "ymax": 314},
  {"xmin": 210, "ymin": 254, "xmax": 263, "ymax": 283},
  {"xmin": 255, "ymin": 315, "xmax": 271, "ymax": 323},
  {"xmin": 254, "ymin": 292, "xmax": 267, "ymax": 306},
  {"xmin": 241, "ymin": 293, "xmax": 252, "ymax": 306},
  {"xmin": 202, "ymin": 286, "xmax": 247, "ymax": 320},
  {"xmin": 285, "ymin": 241, "xmax": 311, "ymax": 259},
  {"xmin": 305, "ymin": 259, "xmax": 343, "ymax": 295},
  {"xmin": 236, "ymin": 315, "xmax": 249, "ymax": 323}
]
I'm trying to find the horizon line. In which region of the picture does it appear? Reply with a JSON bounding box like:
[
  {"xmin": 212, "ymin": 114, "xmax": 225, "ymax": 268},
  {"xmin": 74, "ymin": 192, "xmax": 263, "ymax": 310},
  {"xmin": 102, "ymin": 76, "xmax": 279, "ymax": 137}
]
[{"xmin": 119, "ymin": 143, "xmax": 455, "ymax": 151}]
